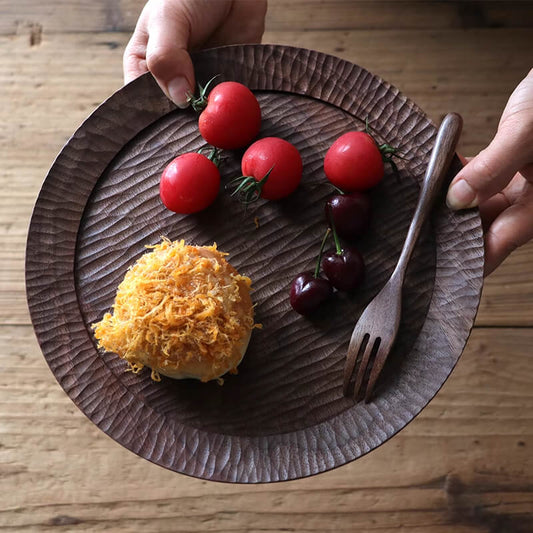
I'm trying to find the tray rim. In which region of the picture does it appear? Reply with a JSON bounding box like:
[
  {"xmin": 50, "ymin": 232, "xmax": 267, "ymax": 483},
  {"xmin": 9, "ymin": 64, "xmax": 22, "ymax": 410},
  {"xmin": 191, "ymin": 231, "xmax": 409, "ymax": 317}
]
[{"xmin": 25, "ymin": 43, "xmax": 484, "ymax": 483}]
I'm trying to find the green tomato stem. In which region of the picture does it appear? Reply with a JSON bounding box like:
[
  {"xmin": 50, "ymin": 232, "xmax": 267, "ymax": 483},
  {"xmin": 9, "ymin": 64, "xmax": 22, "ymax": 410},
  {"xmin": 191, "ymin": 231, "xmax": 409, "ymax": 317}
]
[
  {"xmin": 227, "ymin": 166, "xmax": 274, "ymax": 205},
  {"xmin": 188, "ymin": 74, "xmax": 221, "ymax": 113},
  {"xmin": 197, "ymin": 146, "xmax": 223, "ymax": 167},
  {"xmin": 365, "ymin": 116, "xmax": 406, "ymax": 161},
  {"xmin": 365, "ymin": 117, "xmax": 406, "ymax": 182},
  {"xmin": 207, "ymin": 147, "xmax": 222, "ymax": 167}
]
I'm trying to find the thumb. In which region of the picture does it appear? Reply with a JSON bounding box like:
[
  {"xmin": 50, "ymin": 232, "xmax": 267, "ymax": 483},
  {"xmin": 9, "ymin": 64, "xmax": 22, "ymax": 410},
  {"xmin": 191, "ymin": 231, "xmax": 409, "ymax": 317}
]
[
  {"xmin": 446, "ymin": 125, "xmax": 529, "ymax": 210},
  {"xmin": 145, "ymin": 5, "xmax": 195, "ymax": 108},
  {"xmin": 446, "ymin": 69, "xmax": 533, "ymax": 210}
]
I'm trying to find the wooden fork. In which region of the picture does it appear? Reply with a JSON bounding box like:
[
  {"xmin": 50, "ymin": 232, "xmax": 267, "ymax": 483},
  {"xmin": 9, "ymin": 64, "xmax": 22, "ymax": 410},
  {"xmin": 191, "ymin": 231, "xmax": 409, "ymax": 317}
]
[{"xmin": 343, "ymin": 112, "xmax": 463, "ymax": 402}]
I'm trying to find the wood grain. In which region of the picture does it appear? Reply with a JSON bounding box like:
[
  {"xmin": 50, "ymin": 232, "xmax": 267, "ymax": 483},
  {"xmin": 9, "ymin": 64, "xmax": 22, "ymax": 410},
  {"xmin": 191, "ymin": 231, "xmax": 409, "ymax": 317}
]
[
  {"xmin": 2, "ymin": 29, "xmax": 532, "ymax": 326},
  {"xmin": 3, "ymin": 0, "xmax": 533, "ymax": 35},
  {"xmin": 1, "ymin": 0, "xmax": 532, "ymax": 529},
  {"xmin": 26, "ymin": 44, "xmax": 483, "ymax": 482},
  {"xmin": 1, "ymin": 326, "xmax": 531, "ymax": 530}
]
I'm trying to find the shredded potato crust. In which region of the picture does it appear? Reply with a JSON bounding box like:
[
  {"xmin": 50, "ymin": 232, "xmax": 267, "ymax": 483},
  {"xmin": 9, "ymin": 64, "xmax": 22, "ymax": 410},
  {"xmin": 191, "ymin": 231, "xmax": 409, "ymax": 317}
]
[{"xmin": 92, "ymin": 239, "xmax": 253, "ymax": 382}]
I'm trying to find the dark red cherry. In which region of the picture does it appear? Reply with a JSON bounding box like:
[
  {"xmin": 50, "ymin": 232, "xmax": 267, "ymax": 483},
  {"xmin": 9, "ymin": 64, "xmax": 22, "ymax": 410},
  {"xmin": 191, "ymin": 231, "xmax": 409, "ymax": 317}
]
[
  {"xmin": 325, "ymin": 192, "xmax": 371, "ymax": 241},
  {"xmin": 290, "ymin": 272, "xmax": 333, "ymax": 315},
  {"xmin": 322, "ymin": 246, "xmax": 365, "ymax": 291}
]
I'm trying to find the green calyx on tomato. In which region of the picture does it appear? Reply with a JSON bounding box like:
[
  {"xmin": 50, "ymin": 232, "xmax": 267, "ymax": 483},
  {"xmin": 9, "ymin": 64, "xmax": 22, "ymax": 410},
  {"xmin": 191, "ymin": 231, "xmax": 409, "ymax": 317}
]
[
  {"xmin": 378, "ymin": 142, "xmax": 402, "ymax": 180},
  {"xmin": 187, "ymin": 74, "xmax": 221, "ymax": 113},
  {"xmin": 324, "ymin": 131, "xmax": 384, "ymax": 191},
  {"xmin": 323, "ymin": 120, "xmax": 404, "ymax": 192},
  {"xmin": 187, "ymin": 75, "xmax": 262, "ymax": 150},
  {"xmin": 227, "ymin": 167, "xmax": 275, "ymax": 204},
  {"xmin": 364, "ymin": 117, "xmax": 404, "ymax": 179},
  {"xmin": 198, "ymin": 145, "xmax": 223, "ymax": 168},
  {"xmin": 229, "ymin": 137, "xmax": 303, "ymax": 202}
]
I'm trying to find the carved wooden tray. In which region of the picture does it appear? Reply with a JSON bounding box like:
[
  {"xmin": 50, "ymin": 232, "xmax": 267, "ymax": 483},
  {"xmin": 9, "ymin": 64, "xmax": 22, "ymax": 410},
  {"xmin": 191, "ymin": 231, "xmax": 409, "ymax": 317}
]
[{"xmin": 26, "ymin": 44, "xmax": 484, "ymax": 483}]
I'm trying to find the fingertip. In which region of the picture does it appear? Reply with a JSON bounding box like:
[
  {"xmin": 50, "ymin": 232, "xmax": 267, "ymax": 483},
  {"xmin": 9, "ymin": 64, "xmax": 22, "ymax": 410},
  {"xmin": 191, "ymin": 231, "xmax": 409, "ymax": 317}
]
[
  {"xmin": 167, "ymin": 76, "xmax": 192, "ymax": 108},
  {"xmin": 446, "ymin": 178, "xmax": 478, "ymax": 210},
  {"xmin": 144, "ymin": 6, "xmax": 195, "ymax": 107},
  {"xmin": 145, "ymin": 44, "xmax": 195, "ymax": 106}
]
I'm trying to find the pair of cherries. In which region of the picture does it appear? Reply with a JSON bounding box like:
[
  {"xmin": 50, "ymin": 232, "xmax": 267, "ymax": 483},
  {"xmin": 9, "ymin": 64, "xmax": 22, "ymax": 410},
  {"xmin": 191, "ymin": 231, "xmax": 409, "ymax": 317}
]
[{"xmin": 290, "ymin": 192, "xmax": 370, "ymax": 315}]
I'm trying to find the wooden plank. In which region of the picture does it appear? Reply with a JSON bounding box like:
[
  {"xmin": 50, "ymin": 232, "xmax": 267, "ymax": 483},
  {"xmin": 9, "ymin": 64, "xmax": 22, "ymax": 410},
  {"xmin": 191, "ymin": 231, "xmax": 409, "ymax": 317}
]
[
  {"xmin": 263, "ymin": 28, "xmax": 532, "ymax": 157},
  {"xmin": 2, "ymin": 28, "xmax": 533, "ymax": 326},
  {"xmin": 2, "ymin": 0, "xmax": 533, "ymax": 36},
  {"xmin": 0, "ymin": 31, "xmax": 128, "ymax": 325},
  {"xmin": 2, "ymin": 1, "xmax": 531, "ymax": 529},
  {"xmin": 478, "ymin": 244, "xmax": 533, "ymax": 326},
  {"xmin": 0, "ymin": 326, "xmax": 531, "ymax": 530},
  {"xmin": 0, "ymin": 0, "xmax": 144, "ymax": 35},
  {"xmin": 2, "ymin": 28, "xmax": 531, "ymax": 155},
  {"xmin": 266, "ymin": 0, "xmax": 533, "ymax": 31}
]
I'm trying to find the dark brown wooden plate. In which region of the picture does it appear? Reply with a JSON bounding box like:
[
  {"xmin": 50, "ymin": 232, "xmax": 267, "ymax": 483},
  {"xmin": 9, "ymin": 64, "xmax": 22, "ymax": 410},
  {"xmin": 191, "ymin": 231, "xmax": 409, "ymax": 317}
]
[{"xmin": 26, "ymin": 44, "xmax": 484, "ymax": 483}]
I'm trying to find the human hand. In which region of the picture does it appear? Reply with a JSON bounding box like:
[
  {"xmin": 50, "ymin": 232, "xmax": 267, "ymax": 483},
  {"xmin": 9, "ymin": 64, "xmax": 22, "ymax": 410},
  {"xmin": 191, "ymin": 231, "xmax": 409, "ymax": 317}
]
[
  {"xmin": 123, "ymin": 0, "xmax": 267, "ymax": 107},
  {"xmin": 446, "ymin": 68, "xmax": 533, "ymax": 276}
]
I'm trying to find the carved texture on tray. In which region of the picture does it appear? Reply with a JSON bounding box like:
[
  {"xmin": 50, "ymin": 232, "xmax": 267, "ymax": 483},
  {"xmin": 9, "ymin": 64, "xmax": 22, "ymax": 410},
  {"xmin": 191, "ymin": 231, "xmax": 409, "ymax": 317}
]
[{"xmin": 26, "ymin": 45, "xmax": 484, "ymax": 483}]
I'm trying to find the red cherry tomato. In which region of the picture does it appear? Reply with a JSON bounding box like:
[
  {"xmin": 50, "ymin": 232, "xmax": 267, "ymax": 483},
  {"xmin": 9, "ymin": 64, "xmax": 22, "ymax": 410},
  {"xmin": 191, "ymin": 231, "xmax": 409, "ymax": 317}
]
[
  {"xmin": 160, "ymin": 152, "xmax": 220, "ymax": 214},
  {"xmin": 241, "ymin": 137, "xmax": 303, "ymax": 200},
  {"xmin": 324, "ymin": 131, "xmax": 384, "ymax": 191},
  {"xmin": 198, "ymin": 81, "xmax": 261, "ymax": 149}
]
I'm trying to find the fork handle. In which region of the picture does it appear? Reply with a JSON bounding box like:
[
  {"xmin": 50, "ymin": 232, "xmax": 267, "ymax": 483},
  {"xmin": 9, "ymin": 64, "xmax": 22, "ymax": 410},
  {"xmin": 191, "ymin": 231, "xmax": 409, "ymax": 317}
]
[{"xmin": 392, "ymin": 112, "xmax": 463, "ymax": 281}]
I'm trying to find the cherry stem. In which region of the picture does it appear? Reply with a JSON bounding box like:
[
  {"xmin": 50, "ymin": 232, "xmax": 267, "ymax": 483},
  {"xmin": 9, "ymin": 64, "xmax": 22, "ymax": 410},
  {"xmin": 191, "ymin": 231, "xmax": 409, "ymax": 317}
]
[
  {"xmin": 187, "ymin": 74, "xmax": 221, "ymax": 113},
  {"xmin": 331, "ymin": 184, "xmax": 345, "ymax": 195},
  {"xmin": 327, "ymin": 205, "xmax": 343, "ymax": 255},
  {"xmin": 315, "ymin": 228, "xmax": 331, "ymax": 278}
]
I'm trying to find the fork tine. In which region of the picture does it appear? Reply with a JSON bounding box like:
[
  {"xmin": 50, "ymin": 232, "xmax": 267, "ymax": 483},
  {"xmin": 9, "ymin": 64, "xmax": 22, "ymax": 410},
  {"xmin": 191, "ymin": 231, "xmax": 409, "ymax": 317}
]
[
  {"xmin": 351, "ymin": 335, "xmax": 377, "ymax": 401},
  {"xmin": 343, "ymin": 331, "xmax": 369, "ymax": 396},
  {"xmin": 363, "ymin": 340, "xmax": 390, "ymax": 402}
]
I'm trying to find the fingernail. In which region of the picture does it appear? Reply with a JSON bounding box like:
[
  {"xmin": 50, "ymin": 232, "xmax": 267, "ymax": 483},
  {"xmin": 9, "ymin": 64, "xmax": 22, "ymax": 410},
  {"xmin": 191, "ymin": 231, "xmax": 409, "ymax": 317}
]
[
  {"xmin": 446, "ymin": 179, "xmax": 478, "ymax": 210},
  {"xmin": 167, "ymin": 76, "xmax": 190, "ymax": 108}
]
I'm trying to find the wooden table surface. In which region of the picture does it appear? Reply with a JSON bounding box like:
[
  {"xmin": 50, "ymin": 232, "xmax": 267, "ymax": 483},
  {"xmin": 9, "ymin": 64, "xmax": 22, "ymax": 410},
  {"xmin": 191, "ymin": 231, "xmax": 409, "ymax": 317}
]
[{"xmin": 1, "ymin": 1, "xmax": 532, "ymax": 531}]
